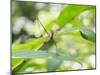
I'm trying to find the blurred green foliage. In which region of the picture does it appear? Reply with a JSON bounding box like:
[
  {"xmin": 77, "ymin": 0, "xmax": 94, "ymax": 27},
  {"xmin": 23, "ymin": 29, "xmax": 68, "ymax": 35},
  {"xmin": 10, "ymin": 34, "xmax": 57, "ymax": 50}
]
[{"xmin": 12, "ymin": 1, "xmax": 96, "ymax": 73}]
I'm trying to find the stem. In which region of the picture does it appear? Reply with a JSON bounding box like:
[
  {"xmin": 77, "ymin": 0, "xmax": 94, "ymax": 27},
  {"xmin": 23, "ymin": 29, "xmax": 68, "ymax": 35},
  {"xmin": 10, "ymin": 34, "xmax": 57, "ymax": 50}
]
[{"xmin": 36, "ymin": 17, "xmax": 49, "ymax": 37}]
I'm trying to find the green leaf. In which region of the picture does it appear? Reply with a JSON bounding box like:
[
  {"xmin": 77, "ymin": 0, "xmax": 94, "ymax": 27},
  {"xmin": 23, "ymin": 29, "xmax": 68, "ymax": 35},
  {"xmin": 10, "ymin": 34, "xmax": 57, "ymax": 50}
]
[
  {"xmin": 12, "ymin": 37, "xmax": 45, "ymax": 51},
  {"xmin": 58, "ymin": 53, "xmax": 75, "ymax": 60},
  {"xmin": 47, "ymin": 52, "xmax": 81, "ymax": 71},
  {"xmin": 12, "ymin": 50, "xmax": 81, "ymax": 71},
  {"xmin": 54, "ymin": 28, "xmax": 79, "ymax": 37},
  {"xmin": 55, "ymin": 28, "xmax": 96, "ymax": 43},
  {"xmin": 12, "ymin": 50, "xmax": 55, "ymax": 58},
  {"xmin": 57, "ymin": 4, "xmax": 95, "ymax": 27},
  {"xmin": 47, "ymin": 56, "xmax": 62, "ymax": 72},
  {"xmin": 69, "ymin": 19, "xmax": 82, "ymax": 27},
  {"xmin": 58, "ymin": 52, "xmax": 82, "ymax": 65},
  {"xmin": 17, "ymin": 59, "xmax": 36, "ymax": 72},
  {"xmin": 59, "ymin": 52, "xmax": 83, "ymax": 68},
  {"xmin": 12, "ymin": 58, "xmax": 24, "ymax": 70},
  {"xmin": 79, "ymin": 28, "xmax": 96, "ymax": 43}
]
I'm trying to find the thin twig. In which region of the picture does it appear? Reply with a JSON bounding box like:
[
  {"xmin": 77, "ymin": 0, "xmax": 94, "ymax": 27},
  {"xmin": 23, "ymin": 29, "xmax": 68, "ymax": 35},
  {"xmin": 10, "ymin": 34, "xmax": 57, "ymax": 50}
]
[{"xmin": 36, "ymin": 16, "xmax": 49, "ymax": 37}]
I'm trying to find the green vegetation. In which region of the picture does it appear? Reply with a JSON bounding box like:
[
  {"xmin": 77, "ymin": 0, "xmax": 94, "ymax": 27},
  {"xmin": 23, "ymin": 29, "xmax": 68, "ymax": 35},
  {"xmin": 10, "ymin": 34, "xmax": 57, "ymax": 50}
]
[{"xmin": 12, "ymin": 1, "xmax": 96, "ymax": 73}]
